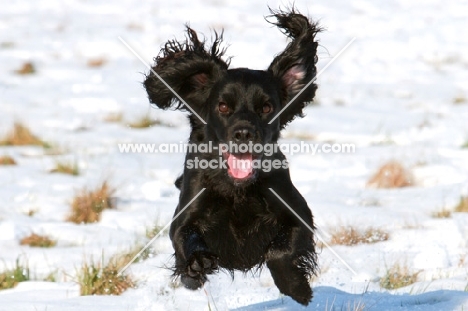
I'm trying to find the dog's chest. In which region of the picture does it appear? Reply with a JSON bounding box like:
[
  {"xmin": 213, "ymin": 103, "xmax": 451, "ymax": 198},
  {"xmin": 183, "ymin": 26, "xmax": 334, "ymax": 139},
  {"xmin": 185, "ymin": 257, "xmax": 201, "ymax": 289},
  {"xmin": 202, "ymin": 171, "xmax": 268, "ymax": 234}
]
[{"xmin": 202, "ymin": 196, "xmax": 279, "ymax": 270}]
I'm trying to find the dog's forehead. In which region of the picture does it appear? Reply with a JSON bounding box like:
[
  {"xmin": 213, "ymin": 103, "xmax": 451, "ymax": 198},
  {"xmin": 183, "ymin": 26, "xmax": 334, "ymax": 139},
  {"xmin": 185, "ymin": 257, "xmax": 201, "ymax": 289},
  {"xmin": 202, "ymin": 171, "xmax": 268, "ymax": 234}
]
[
  {"xmin": 226, "ymin": 68, "xmax": 273, "ymax": 82},
  {"xmin": 219, "ymin": 68, "xmax": 278, "ymax": 94}
]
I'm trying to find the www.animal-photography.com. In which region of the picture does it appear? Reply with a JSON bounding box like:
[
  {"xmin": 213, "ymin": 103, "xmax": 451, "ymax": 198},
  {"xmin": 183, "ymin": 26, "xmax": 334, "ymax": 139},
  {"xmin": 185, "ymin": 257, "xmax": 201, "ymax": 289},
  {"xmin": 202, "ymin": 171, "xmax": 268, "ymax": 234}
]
[{"xmin": 1, "ymin": 0, "xmax": 468, "ymax": 310}]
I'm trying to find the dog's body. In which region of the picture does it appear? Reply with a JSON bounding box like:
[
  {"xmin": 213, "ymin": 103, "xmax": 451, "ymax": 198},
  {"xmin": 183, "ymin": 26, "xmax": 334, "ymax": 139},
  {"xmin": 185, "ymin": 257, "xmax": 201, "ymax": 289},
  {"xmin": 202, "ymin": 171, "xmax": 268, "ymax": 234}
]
[{"xmin": 144, "ymin": 9, "xmax": 320, "ymax": 305}]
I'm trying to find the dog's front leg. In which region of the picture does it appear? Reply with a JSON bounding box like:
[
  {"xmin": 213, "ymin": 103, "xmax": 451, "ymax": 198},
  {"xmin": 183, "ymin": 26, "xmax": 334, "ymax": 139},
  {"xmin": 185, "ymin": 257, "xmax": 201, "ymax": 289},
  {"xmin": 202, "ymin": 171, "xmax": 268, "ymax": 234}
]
[
  {"xmin": 170, "ymin": 182, "xmax": 218, "ymax": 290},
  {"xmin": 265, "ymin": 225, "xmax": 316, "ymax": 305},
  {"xmin": 262, "ymin": 175, "xmax": 318, "ymax": 305},
  {"xmin": 171, "ymin": 224, "xmax": 218, "ymax": 289}
]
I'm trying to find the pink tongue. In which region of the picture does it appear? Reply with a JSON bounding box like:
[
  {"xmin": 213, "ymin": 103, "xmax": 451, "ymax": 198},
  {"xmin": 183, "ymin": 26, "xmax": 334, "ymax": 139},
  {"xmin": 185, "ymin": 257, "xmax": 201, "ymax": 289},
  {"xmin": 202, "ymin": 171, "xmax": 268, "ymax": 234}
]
[{"xmin": 227, "ymin": 153, "xmax": 253, "ymax": 179}]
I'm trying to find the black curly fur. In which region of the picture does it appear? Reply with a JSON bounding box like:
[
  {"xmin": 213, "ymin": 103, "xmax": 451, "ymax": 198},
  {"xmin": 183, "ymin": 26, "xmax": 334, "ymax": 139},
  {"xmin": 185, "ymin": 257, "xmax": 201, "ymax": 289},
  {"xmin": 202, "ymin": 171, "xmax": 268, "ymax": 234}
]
[
  {"xmin": 267, "ymin": 8, "xmax": 321, "ymax": 128},
  {"xmin": 143, "ymin": 27, "xmax": 229, "ymax": 112}
]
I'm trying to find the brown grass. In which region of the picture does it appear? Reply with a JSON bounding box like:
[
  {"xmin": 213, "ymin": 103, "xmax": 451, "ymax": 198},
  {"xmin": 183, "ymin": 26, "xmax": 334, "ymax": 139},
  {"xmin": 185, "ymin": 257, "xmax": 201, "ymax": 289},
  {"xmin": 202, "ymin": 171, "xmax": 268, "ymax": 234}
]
[
  {"xmin": 77, "ymin": 256, "xmax": 135, "ymax": 296},
  {"xmin": 455, "ymin": 196, "xmax": 468, "ymax": 213},
  {"xmin": 127, "ymin": 23, "xmax": 144, "ymax": 31},
  {"xmin": 146, "ymin": 222, "xmax": 165, "ymax": 239},
  {"xmin": 453, "ymin": 96, "xmax": 467, "ymax": 105},
  {"xmin": 380, "ymin": 263, "xmax": 419, "ymax": 290},
  {"xmin": 103, "ymin": 112, "xmax": 123, "ymax": 123},
  {"xmin": 50, "ymin": 161, "xmax": 80, "ymax": 176},
  {"xmin": 114, "ymin": 245, "xmax": 152, "ymax": 267},
  {"xmin": 367, "ymin": 161, "xmax": 413, "ymax": 188},
  {"xmin": 0, "ymin": 122, "xmax": 45, "ymax": 146},
  {"xmin": 330, "ymin": 226, "xmax": 389, "ymax": 246},
  {"xmin": 0, "ymin": 259, "xmax": 30, "ymax": 290},
  {"xmin": 20, "ymin": 233, "xmax": 56, "ymax": 248},
  {"xmin": 66, "ymin": 181, "xmax": 116, "ymax": 224},
  {"xmin": 14, "ymin": 62, "xmax": 36, "ymax": 75},
  {"xmin": 0, "ymin": 155, "xmax": 16, "ymax": 165},
  {"xmin": 401, "ymin": 220, "xmax": 424, "ymax": 230},
  {"xmin": 128, "ymin": 115, "xmax": 162, "ymax": 129},
  {"xmin": 1, "ymin": 41, "xmax": 15, "ymax": 49},
  {"xmin": 431, "ymin": 208, "xmax": 452, "ymax": 218},
  {"xmin": 87, "ymin": 57, "xmax": 107, "ymax": 68},
  {"xmin": 44, "ymin": 271, "xmax": 57, "ymax": 282},
  {"xmin": 458, "ymin": 254, "xmax": 466, "ymax": 268},
  {"xmin": 283, "ymin": 131, "xmax": 316, "ymax": 141},
  {"xmin": 25, "ymin": 209, "xmax": 37, "ymax": 217}
]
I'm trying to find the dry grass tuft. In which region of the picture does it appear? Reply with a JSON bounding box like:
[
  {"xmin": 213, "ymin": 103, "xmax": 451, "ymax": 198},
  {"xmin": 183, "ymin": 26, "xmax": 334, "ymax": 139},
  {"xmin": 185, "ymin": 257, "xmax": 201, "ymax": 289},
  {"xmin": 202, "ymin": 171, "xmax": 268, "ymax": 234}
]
[
  {"xmin": 50, "ymin": 160, "xmax": 80, "ymax": 176},
  {"xmin": 431, "ymin": 208, "xmax": 452, "ymax": 219},
  {"xmin": 128, "ymin": 115, "xmax": 162, "ymax": 129},
  {"xmin": 25, "ymin": 209, "xmax": 37, "ymax": 217},
  {"xmin": 127, "ymin": 23, "xmax": 144, "ymax": 31},
  {"xmin": 78, "ymin": 261, "xmax": 134, "ymax": 296},
  {"xmin": 87, "ymin": 57, "xmax": 107, "ymax": 68},
  {"xmin": 77, "ymin": 252, "xmax": 136, "ymax": 296},
  {"xmin": 114, "ymin": 245, "xmax": 152, "ymax": 267},
  {"xmin": 283, "ymin": 131, "xmax": 316, "ymax": 141},
  {"xmin": 20, "ymin": 233, "xmax": 56, "ymax": 248},
  {"xmin": 380, "ymin": 263, "xmax": 419, "ymax": 290},
  {"xmin": 455, "ymin": 197, "xmax": 468, "ymax": 213},
  {"xmin": 367, "ymin": 161, "xmax": 413, "ymax": 189},
  {"xmin": 453, "ymin": 96, "xmax": 467, "ymax": 105},
  {"xmin": 146, "ymin": 222, "xmax": 165, "ymax": 239},
  {"xmin": 44, "ymin": 271, "xmax": 57, "ymax": 282},
  {"xmin": 0, "ymin": 155, "xmax": 16, "ymax": 165},
  {"xmin": 0, "ymin": 122, "xmax": 46, "ymax": 146},
  {"xmin": 458, "ymin": 254, "xmax": 466, "ymax": 268},
  {"xmin": 103, "ymin": 112, "xmax": 123, "ymax": 123},
  {"xmin": 1, "ymin": 41, "xmax": 15, "ymax": 49},
  {"xmin": 401, "ymin": 220, "xmax": 424, "ymax": 230},
  {"xmin": 14, "ymin": 62, "xmax": 36, "ymax": 75},
  {"xmin": 330, "ymin": 226, "xmax": 389, "ymax": 246},
  {"xmin": 0, "ymin": 259, "xmax": 30, "ymax": 290},
  {"xmin": 66, "ymin": 181, "xmax": 116, "ymax": 224}
]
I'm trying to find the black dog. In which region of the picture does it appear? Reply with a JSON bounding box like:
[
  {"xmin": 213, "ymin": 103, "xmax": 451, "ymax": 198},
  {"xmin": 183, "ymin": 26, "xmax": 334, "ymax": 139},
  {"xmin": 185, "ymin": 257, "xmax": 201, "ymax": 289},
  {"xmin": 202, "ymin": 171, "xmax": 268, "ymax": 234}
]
[{"xmin": 144, "ymin": 8, "xmax": 320, "ymax": 305}]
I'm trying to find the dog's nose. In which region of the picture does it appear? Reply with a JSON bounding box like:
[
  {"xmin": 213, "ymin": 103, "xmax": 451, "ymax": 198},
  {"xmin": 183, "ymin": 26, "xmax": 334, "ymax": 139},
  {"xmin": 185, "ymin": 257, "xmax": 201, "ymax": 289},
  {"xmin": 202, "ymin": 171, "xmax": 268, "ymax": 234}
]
[{"xmin": 233, "ymin": 128, "xmax": 254, "ymax": 143}]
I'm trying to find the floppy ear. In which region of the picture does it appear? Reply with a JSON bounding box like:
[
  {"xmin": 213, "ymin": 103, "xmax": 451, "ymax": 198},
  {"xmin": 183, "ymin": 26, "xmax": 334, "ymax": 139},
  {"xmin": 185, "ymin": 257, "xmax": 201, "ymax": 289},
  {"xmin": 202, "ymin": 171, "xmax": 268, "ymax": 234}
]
[
  {"xmin": 267, "ymin": 9, "xmax": 321, "ymax": 128},
  {"xmin": 144, "ymin": 27, "xmax": 229, "ymax": 113}
]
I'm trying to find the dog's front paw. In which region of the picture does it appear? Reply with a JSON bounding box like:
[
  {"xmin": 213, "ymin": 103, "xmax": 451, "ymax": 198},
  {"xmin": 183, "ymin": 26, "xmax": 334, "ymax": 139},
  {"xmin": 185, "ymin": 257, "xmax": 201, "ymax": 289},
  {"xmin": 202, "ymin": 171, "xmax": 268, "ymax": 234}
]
[
  {"xmin": 187, "ymin": 251, "xmax": 218, "ymax": 277},
  {"xmin": 289, "ymin": 284, "xmax": 312, "ymax": 306},
  {"xmin": 181, "ymin": 251, "xmax": 218, "ymax": 290}
]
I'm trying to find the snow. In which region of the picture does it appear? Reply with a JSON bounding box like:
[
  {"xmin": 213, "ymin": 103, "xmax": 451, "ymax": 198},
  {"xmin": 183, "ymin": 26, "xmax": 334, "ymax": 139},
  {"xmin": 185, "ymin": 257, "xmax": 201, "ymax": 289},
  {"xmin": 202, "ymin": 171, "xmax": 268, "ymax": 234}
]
[{"xmin": 1, "ymin": 0, "xmax": 468, "ymax": 310}]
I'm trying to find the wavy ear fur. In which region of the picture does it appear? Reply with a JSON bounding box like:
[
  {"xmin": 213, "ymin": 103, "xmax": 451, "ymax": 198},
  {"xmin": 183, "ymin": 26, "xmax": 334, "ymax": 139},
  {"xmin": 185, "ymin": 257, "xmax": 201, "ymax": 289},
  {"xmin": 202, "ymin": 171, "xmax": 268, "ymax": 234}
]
[
  {"xmin": 144, "ymin": 27, "xmax": 229, "ymax": 112},
  {"xmin": 267, "ymin": 9, "xmax": 321, "ymax": 128}
]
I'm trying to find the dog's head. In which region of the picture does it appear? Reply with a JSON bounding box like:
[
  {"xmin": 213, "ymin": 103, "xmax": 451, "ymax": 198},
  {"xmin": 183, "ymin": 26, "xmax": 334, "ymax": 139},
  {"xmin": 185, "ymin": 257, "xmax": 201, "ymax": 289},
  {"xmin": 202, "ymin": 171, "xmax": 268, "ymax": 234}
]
[{"xmin": 144, "ymin": 9, "xmax": 320, "ymax": 184}]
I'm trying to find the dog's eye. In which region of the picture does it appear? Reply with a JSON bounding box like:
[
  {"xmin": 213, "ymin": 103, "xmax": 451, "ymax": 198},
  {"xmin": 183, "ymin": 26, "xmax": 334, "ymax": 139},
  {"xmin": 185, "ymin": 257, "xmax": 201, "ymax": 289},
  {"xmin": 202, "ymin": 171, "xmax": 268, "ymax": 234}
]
[
  {"xmin": 218, "ymin": 102, "xmax": 229, "ymax": 114},
  {"xmin": 262, "ymin": 103, "xmax": 272, "ymax": 114}
]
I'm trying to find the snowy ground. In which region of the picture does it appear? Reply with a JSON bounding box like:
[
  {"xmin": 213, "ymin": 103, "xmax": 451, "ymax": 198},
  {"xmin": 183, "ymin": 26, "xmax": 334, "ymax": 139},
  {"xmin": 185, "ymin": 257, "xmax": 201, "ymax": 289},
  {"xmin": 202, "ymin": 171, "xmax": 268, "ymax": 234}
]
[{"xmin": 1, "ymin": 0, "xmax": 468, "ymax": 310}]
